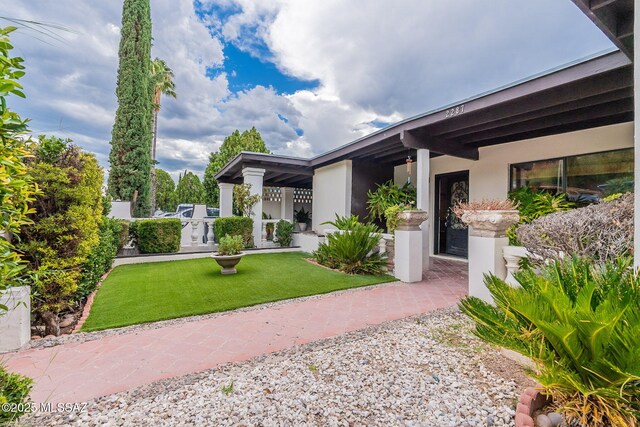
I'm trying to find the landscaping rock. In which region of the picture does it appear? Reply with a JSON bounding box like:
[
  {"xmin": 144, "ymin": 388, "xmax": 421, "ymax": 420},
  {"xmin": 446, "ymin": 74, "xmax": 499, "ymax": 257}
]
[
  {"xmin": 25, "ymin": 309, "xmax": 532, "ymax": 426},
  {"xmin": 546, "ymin": 412, "xmax": 563, "ymax": 426},
  {"xmin": 535, "ymin": 414, "xmax": 553, "ymax": 427}
]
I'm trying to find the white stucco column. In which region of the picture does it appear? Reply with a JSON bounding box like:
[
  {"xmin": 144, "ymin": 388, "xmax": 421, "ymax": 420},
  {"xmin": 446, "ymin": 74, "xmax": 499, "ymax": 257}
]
[
  {"xmin": 416, "ymin": 149, "xmax": 431, "ymax": 269},
  {"xmin": 0, "ymin": 286, "xmax": 30, "ymax": 351},
  {"xmin": 634, "ymin": 6, "xmax": 639, "ymax": 270},
  {"xmin": 461, "ymin": 210, "xmax": 519, "ymax": 303},
  {"xmin": 243, "ymin": 167, "xmax": 266, "ymax": 248},
  {"xmin": 219, "ymin": 183, "xmax": 234, "ymax": 218},
  {"xmin": 281, "ymin": 187, "xmax": 294, "ymax": 222}
]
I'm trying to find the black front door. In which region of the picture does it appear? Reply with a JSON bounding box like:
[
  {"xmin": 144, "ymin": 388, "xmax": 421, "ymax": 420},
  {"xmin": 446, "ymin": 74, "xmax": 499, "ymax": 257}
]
[{"xmin": 435, "ymin": 172, "xmax": 469, "ymax": 258}]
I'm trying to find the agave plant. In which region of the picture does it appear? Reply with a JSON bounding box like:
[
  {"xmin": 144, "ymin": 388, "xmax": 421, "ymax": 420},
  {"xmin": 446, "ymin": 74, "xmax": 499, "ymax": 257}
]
[
  {"xmin": 314, "ymin": 218, "xmax": 387, "ymax": 275},
  {"xmin": 460, "ymin": 256, "xmax": 640, "ymax": 426}
]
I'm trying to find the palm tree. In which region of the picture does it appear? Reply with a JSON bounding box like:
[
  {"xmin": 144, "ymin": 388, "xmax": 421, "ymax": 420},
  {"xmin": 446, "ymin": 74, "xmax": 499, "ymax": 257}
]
[{"xmin": 149, "ymin": 58, "xmax": 176, "ymax": 214}]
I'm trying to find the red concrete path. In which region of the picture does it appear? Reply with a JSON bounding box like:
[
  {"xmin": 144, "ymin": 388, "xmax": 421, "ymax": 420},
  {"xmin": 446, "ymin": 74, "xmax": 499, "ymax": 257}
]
[{"xmin": 2, "ymin": 259, "xmax": 467, "ymax": 404}]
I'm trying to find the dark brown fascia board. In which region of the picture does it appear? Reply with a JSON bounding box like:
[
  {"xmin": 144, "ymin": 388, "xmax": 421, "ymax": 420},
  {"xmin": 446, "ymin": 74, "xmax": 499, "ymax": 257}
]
[
  {"xmin": 570, "ymin": 0, "xmax": 633, "ymax": 57},
  {"xmin": 310, "ymin": 50, "xmax": 629, "ymax": 168}
]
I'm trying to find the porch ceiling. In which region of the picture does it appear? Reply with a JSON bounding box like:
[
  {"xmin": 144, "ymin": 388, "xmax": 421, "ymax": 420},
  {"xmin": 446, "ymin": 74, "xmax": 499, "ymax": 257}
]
[
  {"xmin": 571, "ymin": 0, "xmax": 633, "ymax": 58},
  {"xmin": 214, "ymin": 152, "xmax": 313, "ymax": 188},
  {"xmin": 311, "ymin": 50, "xmax": 633, "ymax": 167}
]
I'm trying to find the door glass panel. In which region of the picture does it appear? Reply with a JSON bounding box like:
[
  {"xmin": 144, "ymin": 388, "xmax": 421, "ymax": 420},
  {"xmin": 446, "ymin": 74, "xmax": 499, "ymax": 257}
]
[
  {"xmin": 566, "ymin": 149, "xmax": 634, "ymax": 203},
  {"xmin": 510, "ymin": 159, "xmax": 563, "ymax": 194}
]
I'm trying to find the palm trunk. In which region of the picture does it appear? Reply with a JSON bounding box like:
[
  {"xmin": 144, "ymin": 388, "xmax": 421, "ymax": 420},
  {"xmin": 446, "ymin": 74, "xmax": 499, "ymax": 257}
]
[{"xmin": 150, "ymin": 109, "xmax": 159, "ymax": 216}]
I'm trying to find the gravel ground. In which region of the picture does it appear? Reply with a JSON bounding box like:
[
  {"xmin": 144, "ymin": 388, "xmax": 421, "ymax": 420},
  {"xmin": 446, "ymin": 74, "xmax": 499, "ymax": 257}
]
[{"xmin": 25, "ymin": 309, "xmax": 533, "ymax": 427}]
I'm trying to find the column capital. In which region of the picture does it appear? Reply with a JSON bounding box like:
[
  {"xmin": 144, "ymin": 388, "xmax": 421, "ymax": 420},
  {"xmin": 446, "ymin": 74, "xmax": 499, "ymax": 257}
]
[
  {"xmin": 218, "ymin": 182, "xmax": 234, "ymax": 190},
  {"xmin": 242, "ymin": 167, "xmax": 266, "ymax": 178}
]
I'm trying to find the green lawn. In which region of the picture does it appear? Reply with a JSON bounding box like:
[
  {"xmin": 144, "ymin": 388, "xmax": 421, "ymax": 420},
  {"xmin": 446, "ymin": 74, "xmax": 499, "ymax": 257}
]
[{"xmin": 82, "ymin": 252, "xmax": 395, "ymax": 331}]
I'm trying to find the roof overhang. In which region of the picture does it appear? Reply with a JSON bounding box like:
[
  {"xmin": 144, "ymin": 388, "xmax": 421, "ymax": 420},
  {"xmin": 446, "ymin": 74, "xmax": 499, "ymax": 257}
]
[
  {"xmin": 571, "ymin": 0, "xmax": 633, "ymax": 58},
  {"xmin": 214, "ymin": 152, "xmax": 313, "ymax": 188},
  {"xmin": 309, "ymin": 50, "xmax": 633, "ymax": 168},
  {"xmin": 215, "ymin": 50, "xmax": 633, "ymax": 185}
]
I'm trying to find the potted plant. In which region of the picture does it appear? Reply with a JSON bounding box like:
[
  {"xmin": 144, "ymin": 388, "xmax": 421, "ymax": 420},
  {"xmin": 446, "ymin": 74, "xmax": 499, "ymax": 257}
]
[
  {"xmin": 211, "ymin": 234, "xmax": 245, "ymax": 274},
  {"xmin": 452, "ymin": 199, "xmax": 519, "ymax": 237},
  {"xmin": 262, "ymin": 212, "xmax": 274, "ymax": 240},
  {"xmin": 294, "ymin": 207, "xmax": 311, "ymax": 232}
]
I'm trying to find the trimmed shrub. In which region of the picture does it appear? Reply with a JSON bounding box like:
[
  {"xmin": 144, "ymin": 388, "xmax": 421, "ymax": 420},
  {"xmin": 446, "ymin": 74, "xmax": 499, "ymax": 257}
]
[
  {"xmin": 516, "ymin": 193, "xmax": 633, "ymax": 264},
  {"xmin": 314, "ymin": 220, "xmax": 387, "ymax": 275},
  {"xmin": 214, "ymin": 216, "xmax": 253, "ymax": 247},
  {"xmin": 77, "ymin": 218, "xmax": 123, "ymax": 301},
  {"xmin": 275, "ymin": 220, "xmax": 294, "ymax": 247},
  {"xmin": 19, "ymin": 136, "xmax": 103, "ymax": 336},
  {"xmin": 0, "ymin": 363, "xmax": 33, "ymax": 424},
  {"xmin": 117, "ymin": 220, "xmax": 130, "ymax": 251},
  {"xmin": 135, "ymin": 218, "xmax": 181, "ymax": 254},
  {"xmin": 460, "ymin": 256, "xmax": 640, "ymax": 427}
]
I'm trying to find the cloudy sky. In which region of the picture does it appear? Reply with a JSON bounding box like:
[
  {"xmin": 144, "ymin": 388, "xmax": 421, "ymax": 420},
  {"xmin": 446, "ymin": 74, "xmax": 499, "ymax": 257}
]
[{"xmin": 2, "ymin": 0, "xmax": 613, "ymax": 179}]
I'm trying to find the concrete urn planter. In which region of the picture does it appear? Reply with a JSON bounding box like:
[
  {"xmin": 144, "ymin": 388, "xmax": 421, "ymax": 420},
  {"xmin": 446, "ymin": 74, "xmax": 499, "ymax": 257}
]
[
  {"xmin": 396, "ymin": 210, "xmax": 429, "ymax": 231},
  {"xmin": 211, "ymin": 253, "xmax": 245, "ymax": 275},
  {"xmin": 459, "ymin": 209, "xmax": 519, "ymax": 238}
]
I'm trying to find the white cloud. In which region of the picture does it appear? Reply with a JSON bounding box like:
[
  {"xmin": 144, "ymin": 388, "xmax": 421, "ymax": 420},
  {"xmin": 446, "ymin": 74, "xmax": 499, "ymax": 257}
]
[{"xmin": 1, "ymin": 0, "xmax": 614, "ymax": 180}]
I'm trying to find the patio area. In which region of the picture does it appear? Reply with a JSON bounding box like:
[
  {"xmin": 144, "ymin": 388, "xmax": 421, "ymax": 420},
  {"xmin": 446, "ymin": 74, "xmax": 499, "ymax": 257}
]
[{"xmin": 2, "ymin": 259, "xmax": 467, "ymax": 405}]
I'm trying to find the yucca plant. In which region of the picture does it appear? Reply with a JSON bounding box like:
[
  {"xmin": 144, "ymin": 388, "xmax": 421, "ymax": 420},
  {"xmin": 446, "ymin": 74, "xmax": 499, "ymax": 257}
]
[
  {"xmin": 313, "ymin": 219, "xmax": 387, "ymax": 275},
  {"xmin": 460, "ymin": 256, "xmax": 640, "ymax": 426}
]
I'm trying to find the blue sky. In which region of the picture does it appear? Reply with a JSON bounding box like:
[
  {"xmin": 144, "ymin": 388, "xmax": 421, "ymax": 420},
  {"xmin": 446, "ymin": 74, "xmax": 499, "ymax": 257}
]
[{"xmin": 1, "ymin": 0, "xmax": 614, "ymax": 179}]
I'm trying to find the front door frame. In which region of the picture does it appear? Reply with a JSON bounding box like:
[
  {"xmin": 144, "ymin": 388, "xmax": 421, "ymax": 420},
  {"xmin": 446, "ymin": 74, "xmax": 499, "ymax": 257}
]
[{"xmin": 434, "ymin": 170, "xmax": 470, "ymax": 257}]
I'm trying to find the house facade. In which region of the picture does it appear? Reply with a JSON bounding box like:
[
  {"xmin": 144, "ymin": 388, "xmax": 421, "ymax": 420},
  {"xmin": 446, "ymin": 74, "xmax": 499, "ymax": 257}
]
[{"xmin": 215, "ymin": 0, "xmax": 636, "ymax": 264}]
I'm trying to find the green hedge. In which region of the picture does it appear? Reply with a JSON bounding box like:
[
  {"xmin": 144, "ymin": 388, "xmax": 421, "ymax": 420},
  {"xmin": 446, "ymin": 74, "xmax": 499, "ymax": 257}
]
[
  {"xmin": 214, "ymin": 216, "xmax": 253, "ymax": 247},
  {"xmin": 77, "ymin": 218, "xmax": 123, "ymax": 301},
  {"xmin": 0, "ymin": 364, "xmax": 33, "ymax": 424},
  {"xmin": 135, "ymin": 218, "xmax": 182, "ymax": 254}
]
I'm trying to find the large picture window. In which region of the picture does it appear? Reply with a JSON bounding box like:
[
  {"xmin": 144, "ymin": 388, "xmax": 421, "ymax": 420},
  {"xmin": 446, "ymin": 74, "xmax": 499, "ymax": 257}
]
[{"xmin": 510, "ymin": 148, "xmax": 633, "ymax": 203}]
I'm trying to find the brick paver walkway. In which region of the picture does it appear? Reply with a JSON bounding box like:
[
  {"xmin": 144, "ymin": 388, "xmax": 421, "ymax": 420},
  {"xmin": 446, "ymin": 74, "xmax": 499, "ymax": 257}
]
[{"xmin": 2, "ymin": 259, "xmax": 467, "ymax": 405}]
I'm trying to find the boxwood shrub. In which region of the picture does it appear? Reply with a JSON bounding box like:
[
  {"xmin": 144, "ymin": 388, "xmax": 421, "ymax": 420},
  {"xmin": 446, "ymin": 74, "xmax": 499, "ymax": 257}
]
[
  {"xmin": 76, "ymin": 217, "xmax": 123, "ymax": 301},
  {"xmin": 214, "ymin": 216, "xmax": 253, "ymax": 247},
  {"xmin": 136, "ymin": 218, "xmax": 182, "ymax": 254},
  {"xmin": 0, "ymin": 364, "xmax": 33, "ymax": 424}
]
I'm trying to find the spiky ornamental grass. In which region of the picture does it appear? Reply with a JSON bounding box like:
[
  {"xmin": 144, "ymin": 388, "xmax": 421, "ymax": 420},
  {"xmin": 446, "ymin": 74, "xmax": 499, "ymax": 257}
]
[
  {"xmin": 108, "ymin": 0, "xmax": 153, "ymax": 217},
  {"xmin": 459, "ymin": 256, "xmax": 640, "ymax": 427}
]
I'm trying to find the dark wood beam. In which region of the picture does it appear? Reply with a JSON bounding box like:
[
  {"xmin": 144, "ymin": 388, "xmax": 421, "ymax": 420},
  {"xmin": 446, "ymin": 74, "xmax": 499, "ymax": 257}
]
[
  {"xmin": 439, "ymin": 87, "xmax": 632, "ymax": 140},
  {"xmin": 400, "ymin": 130, "xmax": 479, "ymax": 160},
  {"xmin": 353, "ymin": 139, "xmax": 403, "ymax": 158},
  {"xmin": 590, "ymin": 0, "xmax": 616, "ymax": 11},
  {"xmin": 424, "ymin": 67, "xmax": 632, "ymax": 138},
  {"xmin": 459, "ymin": 98, "xmax": 633, "ymax": 145},
  {"xmin": 473, "ymin": 113, "xmax": 632, "ymax": 148},
  {"xmin": 372, "ymin": 145, "xmax": 407, "ymax": 160}
]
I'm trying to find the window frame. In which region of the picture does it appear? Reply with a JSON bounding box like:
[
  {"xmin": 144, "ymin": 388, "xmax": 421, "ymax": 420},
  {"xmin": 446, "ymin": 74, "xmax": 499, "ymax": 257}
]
[{"xmin": 508, "ymin": 147, "xmax": 633, "ymax": 195}]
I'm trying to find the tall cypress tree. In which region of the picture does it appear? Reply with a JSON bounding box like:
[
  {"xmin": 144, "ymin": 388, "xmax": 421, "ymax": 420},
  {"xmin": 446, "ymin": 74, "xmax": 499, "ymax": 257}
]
[{"xmin": 108, "ymin": 0, "xmax": 152, "ymax": 217}]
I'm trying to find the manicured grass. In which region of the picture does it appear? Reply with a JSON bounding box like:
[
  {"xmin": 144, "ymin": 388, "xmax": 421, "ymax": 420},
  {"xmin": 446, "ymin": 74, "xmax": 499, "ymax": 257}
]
[{"xmin": 82, "ymin": 252, "xmax": 395, "ymax": 331}]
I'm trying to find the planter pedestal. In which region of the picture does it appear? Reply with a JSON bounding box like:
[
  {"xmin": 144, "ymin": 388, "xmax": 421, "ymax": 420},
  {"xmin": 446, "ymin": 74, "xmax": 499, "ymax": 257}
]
[
  {"xmin": 460, "ymin": 210, "xmax": 519, "ymax": 303},
  {"xmin": 503, "ymin": 245, "xmax": 529, "ymax": 286},
  {"xmin": 211, "ymin": 253, "xmax": 245, "ymax": 274},
  {"xmin": 394, "ymin": 210, "xmax": 429, "ymax": 283}
]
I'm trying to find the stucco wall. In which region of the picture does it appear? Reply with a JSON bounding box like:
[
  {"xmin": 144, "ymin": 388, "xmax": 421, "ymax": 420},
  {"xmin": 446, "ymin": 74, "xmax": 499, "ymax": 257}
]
[
  {"xmin": 394, "ymin": 122, "xmax": 634, "ymax": 255},
  {"xmin": 312, "ymin": 160, "xmax": 352, "ymax": 231}
]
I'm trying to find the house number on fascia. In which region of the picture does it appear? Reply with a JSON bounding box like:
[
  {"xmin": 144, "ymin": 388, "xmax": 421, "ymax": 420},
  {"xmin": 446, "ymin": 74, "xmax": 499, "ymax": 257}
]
[{"xmin": 444, "ymin": 104, "xmax": 465, "ymax": 118}]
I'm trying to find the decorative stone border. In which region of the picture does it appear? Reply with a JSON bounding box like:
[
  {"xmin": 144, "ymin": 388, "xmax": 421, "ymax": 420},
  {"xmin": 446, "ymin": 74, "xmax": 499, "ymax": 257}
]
[
  {"xmin": 73, "ymin": 269, "xmax": 113, "ymax": 333},
  {"xmin": 515, "ymin": 386, "xmax": 551, "ymax": 427}
]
